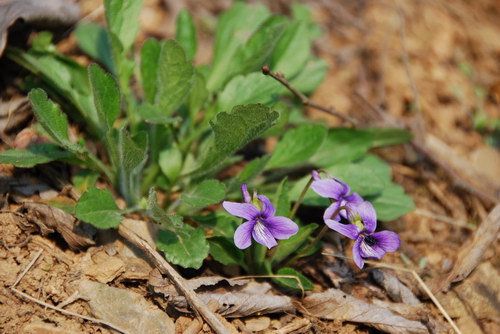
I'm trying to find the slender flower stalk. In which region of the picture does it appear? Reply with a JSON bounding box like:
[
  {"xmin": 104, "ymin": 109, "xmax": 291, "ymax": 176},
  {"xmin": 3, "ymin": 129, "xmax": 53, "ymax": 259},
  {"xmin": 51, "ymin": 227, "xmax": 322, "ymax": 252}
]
[{"xmin": 223, "ymin": 185, "xmax": 298, "ymax": 249}]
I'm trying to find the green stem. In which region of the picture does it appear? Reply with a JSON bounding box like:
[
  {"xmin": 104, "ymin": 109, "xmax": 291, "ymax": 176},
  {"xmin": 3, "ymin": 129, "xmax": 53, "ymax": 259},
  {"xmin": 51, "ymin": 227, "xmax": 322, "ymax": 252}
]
[
  {"xmin": 284, "ymin": 204, "xmax": 348, "ymax": 267},
  {"xmin": 289, "ymin": 176, "xmax": 314, "ymax": 219},
  {"xmin": 85, "ymin": 152, "xmax": 115, "ymax": 183}
]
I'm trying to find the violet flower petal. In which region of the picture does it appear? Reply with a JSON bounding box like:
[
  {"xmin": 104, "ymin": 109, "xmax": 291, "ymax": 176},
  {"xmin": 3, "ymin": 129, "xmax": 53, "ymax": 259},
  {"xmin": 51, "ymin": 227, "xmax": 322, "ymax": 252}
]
[
  {"xmin": 325, "ymin": 220, "xmax": 360, "ymax": 240},
  {"xmin": 371, "ymin": 230, "xmax": 401, "ymax": 252},
  {"xmin": 233, "ymin": 220, "xmax": 256, "ymax": 249},
  {"xmin": 356, "ymin": 201, "xmax": 377, "ymax": 233},
  {"xmin": 222, "ymin": 201, "xmax": 259, "ymax": 220},
  {"xmin": 359, "ymin": 236, "xmax": 386, "ymax": 259},
  {"xmin": 258, "ymin": 195, "xmax": 276, "ymax": 218},
  {"xmin": 252, "ymin": 221, "xmax": 278, "ymax": 249},
  {"xmin": 311, "ymin": 170, "xmax": 321, "ymax": 181},
  {"xmin": 311, "ymin": 179, "xmax": 347, "ymax": 200},
  {"xmin": 264, "ymin": 216, "xmax": 298, "ymax": 239},
  {"xmin": 241, "ymin": 184, "xmax": 251, "ymax": 203},
  {"xmin": 323, "ymin": 201, "xmax": 343, "ymax": 222},
  {"xmin": 352, "ymin": 237, "xmax": 364, "ymax": 269}
]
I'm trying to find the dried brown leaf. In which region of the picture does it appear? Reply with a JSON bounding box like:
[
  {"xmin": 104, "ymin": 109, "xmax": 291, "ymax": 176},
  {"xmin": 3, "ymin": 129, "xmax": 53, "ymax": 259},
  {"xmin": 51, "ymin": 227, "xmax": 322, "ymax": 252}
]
[
  {"xmin": 20, "ymin": 202, "xmax": 95, "ymax": 250},
  {"xmin": 77, "ymin": 279, "xmax": 175, "ymax": 334},
  {"xmin": 0, "ymin": 0, "xmax": 79, "ymax": 55},
  {"xmin": 302, "ymin": 289, "xmax": 428, "ymax": 334},
  {"xmin": 171, "ymin": 292, "xmax": 295, "ymax": 318},
  {"xmin": 429, "ymin": 204, "xmax": 500, "ymax": 293},
  {"xmin": 371, "ymin": 269, "xmax": 421, "ymax": 305}
]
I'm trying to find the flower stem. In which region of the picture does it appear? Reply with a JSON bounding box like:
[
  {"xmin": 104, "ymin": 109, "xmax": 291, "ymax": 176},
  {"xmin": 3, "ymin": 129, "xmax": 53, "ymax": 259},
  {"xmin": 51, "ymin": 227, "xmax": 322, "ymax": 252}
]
[
  {"xmin": 284, "ymin": 205, "xmax": 348, "ymax": 267},
  {"xmin": 289, "ymin": 176, "xmax": 314, "ymax": 219}
]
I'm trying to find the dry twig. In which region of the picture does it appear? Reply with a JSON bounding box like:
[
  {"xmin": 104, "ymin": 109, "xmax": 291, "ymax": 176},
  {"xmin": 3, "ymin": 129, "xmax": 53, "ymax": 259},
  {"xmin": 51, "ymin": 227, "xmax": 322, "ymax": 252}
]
[{"xmin": 261, "ymin": 66, "xmax": 358, "ymax": 126}]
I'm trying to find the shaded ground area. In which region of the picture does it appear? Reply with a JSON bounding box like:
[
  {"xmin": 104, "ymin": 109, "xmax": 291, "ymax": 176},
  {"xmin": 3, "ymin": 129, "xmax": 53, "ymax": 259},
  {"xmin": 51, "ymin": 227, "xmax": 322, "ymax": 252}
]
[{"xmin": 1, "ymin": 0, "xmax": 499, "ymax": 333}]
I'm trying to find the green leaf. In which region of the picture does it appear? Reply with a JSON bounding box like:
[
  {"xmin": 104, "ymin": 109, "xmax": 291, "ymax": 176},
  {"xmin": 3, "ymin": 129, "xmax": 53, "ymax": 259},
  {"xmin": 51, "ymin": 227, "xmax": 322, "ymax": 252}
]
[
  {"xmin": 208, "ymin": 2, "xmax": 270, "ymax": 91},
  {"xmin": 271, "ymin": 21, "xmax": 311, "ymax": 77},
  {"xmin": 365, "ymin": 128, "xmax": 413, "ymax": 148},
  {"xmin": 368, "ymin": 183, "xmax": 415, "ymax": 221},
  {"xmin": 0, "ymin": 144, "xmax": 72, "ymax": 167},
  {"xmin": 267, "ymin": 124, "xmax": 327, "ymax": 169},
  {"xmin": 273, "ymin": 267, "xmax": 314, "ymax": 291},
  {"xmin": 188, "ymin": 71, "xmax": 209, "ymax": 122},
  {"xmin": 29, "ymin": 89, "xmax": 84, "ymax": 154},
  {"xmin": 231, "ymin": 15, "xmax": 287, "ymax": 76},
  {"xmin": 75, "ymin": 23, "xmax": 113, "ymax": 71},
  {"xmin": 140, "ymin": 38, "xmax": 161, "ymax": 104},
  {"xmin": 157, "ymin": 225, "xmax": 209, "ymax": 269},
  {"xmin": 104, "ymin": 0, "xmax": 142, "ymax": 51},
  {"xmin": 262, "ymin": 101, "xmax": 289, "ymax": 137},
  {"xmin": 72, "ymin": 169, "xmax": 100, "ymax": 192},
  {"xmin": 273, "ymin": 177, "xmax": 290, "ymax": 217},
  {"xmin": 289, "ymin": 58, "xmax": 327, "ymax": 93},
  {"xmin": 217, "ymin": 72, "xmax": 285, "ymax": 112},
  {"xmin": 117, "ymin": 129, "xmax": 148, "ymax": 205},
  {"xmin": 159, "ymin": 145, "xmax": 183, "ymax": 183},
  {"xmin": 147, "ymin": 188, "xmax": 183, "ymax": 228},
  {"xmin": 75, "ymin": 187, "xmax": 122, "ymax": 229},
  {"xmin": 271, "ymin": 224, "xmax": 318, "ymax": 267},
  {"xmin": 326, "ymin": 161, "xmax": 385, "ymax": 197},
  {"xmin": 181, "ymin": 180, "xmax": 226, "ymax": 207},
  {"xmin": 194, "ymin": 104, "xmax": 279, "ymax": 175},
  {"xmin": 148, "ymin": 189, "xmax": 209, "ymax": 269},
  {"xmin": 137, "ymin": 103, "xmax": 180, "ymax": 124},
  {"xmin": 175, "ymin": 10, "xmax": 197, "ymax": 61},
  {"xmin": 238, "ymin": 155, "xmax": 271, "ymax": 183},
  {"xmin": 310, "ymin": 128, "xmax": 373, "ymax": 167},
  {"xmin": 208, "ymin": 236, "xmax": 246, "ymax": 269},
  {"xmin": 194, "ymin": 212, "xmax": 238, "ymax": 238},
  {"xmin": 155, "ymin": 40, "xmax": 194, "ymax": 116},
  {"xmin": 88, "ymin": 64, "xmax": 120, "ymax": 131}
]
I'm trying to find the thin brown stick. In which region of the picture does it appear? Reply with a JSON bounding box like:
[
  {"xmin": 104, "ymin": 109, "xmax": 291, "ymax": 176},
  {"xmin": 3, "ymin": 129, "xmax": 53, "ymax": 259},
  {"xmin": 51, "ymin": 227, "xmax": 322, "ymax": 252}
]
[
  {"xmin": 117, "ymin": 224, "xmax": 230, "ymax": 334},
  {"xmin": 262, "ymin": 66, "xmax": 358, "ymax": 126},
  {"xmin": 11, "ymin": 249, "xmax": 130, "ymax": 334}
]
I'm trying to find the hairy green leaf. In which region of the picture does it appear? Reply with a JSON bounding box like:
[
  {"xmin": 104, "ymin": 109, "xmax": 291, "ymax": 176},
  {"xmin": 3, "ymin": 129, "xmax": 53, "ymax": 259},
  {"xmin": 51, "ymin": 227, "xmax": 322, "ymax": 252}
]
[
  {"xmin": 140, "ymin": 38, "xmax": 161, "ymax": 104},
  {"xmin": 29, "ymin": 89, "xmax": 85, "ymax": 154},
  {"xmin": 194, "ymin": 104, "xmax": 279, "ymax": 175},
  {"xmin": 75, "ymin": 23, "xmax": 113, "ymax": 71},
  {"xmin": 75, "ymin": 187, "xmax": 122, "ymax": 229},
  {"xmin": 104, "ymin": 0, "xmax": 142, "ymax": 51},
  {"xmin": 88, "ymin": 64, "xmax": 120, "ymax": 131},
  {"xmin": 175, "ymin": 10, "xmax": 197, "ymax": 60},
  {"xmin": 155, "ymin": 40, "xmax": 194, "ymax": 116},
  {"xmin": 0, "ymin": 144, "xmax": 72, "ymax": 168},
  {"xmin": 267, "ymin": 124, "xmax": 327, "ymax": 169},
  {"xmin": 181, "ymin": 179, "xmax": 226, "ymax": 207}
]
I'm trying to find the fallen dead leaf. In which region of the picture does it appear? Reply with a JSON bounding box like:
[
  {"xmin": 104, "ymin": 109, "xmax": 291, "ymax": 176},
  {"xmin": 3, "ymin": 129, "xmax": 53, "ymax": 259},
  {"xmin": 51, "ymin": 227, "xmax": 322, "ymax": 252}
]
[
  {"xmin": 371, "ymin": 269, "xmax": 421, "ymax": 305},
  {"xmin": 76, "ymin": 279, "xmax": 175, "ymax": 334},
  {"xmin": 244, "ymin": 316, "xmax": 271, "ymax": 331},
  {"xmin": 302, "ymin": 289, "xmax": 428, "ymax": 334},
  {"xmin": 0, "ymin": 0, "xmax": 80, "ymax": 56},
  {"xmin": 20, "ymin": 202, "xmax": 96, "ymax": 250}
]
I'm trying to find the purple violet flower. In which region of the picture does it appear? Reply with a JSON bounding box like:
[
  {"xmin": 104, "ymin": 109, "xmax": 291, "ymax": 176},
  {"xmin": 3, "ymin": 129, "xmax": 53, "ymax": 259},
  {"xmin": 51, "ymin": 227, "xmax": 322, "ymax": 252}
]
[
  {"xmin": 326, "ymin": 200, "xmax": 401, "ymax": 269},
  {"xmin": 223, "ymin": 185, "xmax": 298, "ymax": 249},
  {"xmin": 311, "ymin": 171, "xmax": 363, "ymax": 222}
]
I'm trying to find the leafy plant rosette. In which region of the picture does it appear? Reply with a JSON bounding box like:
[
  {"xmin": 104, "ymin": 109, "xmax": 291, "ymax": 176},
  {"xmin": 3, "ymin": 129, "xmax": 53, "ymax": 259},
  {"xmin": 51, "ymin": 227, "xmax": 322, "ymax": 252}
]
[{"xmin": 0, "ymin": 1, "xmax": 414, "ymax": 290}]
